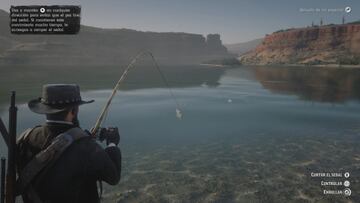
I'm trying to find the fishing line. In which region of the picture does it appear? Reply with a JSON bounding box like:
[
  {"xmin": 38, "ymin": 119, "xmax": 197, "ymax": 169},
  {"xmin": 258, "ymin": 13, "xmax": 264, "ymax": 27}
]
[{"xmin": 91, "ymin": 51, "xmax": 182, "ymax": 136}]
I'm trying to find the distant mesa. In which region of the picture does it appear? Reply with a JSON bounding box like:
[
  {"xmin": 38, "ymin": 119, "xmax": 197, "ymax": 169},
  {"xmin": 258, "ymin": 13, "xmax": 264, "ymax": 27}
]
[
  {"xmin": 0, "ymin": 9, "xmax": 229, "ymax": 65},
  {"xmin": 240, "ymin": 22, "xmax": 360, "ymax": 66},
  {"xmin": 206, "ymin": 34, "xmax": 227, "ymax": 53}
]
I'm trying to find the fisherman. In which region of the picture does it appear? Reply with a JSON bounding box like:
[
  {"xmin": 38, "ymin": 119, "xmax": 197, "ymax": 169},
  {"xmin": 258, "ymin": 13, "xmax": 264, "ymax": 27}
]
[{"xmin": 16, "ymin": 84, "xmax": 121, "ymax": 203}]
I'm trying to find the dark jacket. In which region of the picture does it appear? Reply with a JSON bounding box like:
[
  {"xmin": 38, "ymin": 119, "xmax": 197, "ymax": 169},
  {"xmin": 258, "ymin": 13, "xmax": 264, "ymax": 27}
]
[{"xmin": 16, "ymin": 122, "xmax": 122, "ymax": 203}]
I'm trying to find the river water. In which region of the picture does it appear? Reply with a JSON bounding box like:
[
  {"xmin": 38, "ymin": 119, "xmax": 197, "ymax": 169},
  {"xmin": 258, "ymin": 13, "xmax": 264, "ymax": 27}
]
[{"xmin": 0, "ymin": 65, "xmax": 359, "ymax": 202}]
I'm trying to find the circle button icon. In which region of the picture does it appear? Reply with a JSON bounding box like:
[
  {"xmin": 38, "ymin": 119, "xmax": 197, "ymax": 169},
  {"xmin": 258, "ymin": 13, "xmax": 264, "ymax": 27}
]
[
  {"xmin": 344, "ymin": 188, "xmax": 351, "ymax": 196},
  {"xmin": 344, "ymin": 172, "xmax": 350, "ymax": 178},
  {"xmin": 40, "ymin": 8, "xmax": 45, "ymax": 13},
  {"xmin": 345, "ymin": 7, "xmax": 351, "ymax": 13},
  {"xmin": 344, "ymin": 180, "xmax": 350, "ymax": 187}
]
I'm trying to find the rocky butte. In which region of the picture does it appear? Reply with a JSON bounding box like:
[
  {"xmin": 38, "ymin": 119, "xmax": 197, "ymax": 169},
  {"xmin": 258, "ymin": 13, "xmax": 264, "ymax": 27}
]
[
  {"xmin": 240, "ymin": 22, "xmax": 360, "ymax": 66},
  {"xmin": 0, "ymin": 9, "xmax": 229, "ymax": 65}
]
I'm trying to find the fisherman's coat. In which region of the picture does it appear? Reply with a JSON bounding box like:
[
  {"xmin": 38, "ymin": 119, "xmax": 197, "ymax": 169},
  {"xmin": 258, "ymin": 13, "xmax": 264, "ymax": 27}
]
[{"xmin": 16, "ymin": 122, "xmax": 122, "ymax": 203}]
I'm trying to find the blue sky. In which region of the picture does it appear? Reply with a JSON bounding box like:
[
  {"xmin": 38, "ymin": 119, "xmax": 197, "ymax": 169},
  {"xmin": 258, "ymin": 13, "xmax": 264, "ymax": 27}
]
[{"xmin": 1, "ymin": 0, "xmax": 359, "ymax": 43}]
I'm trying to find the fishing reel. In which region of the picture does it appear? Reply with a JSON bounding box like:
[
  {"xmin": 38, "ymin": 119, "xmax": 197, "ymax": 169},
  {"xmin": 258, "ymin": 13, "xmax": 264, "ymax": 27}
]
[{"xmin": 97, "ymin": 127, "xmax": 120, "ymax": 145}]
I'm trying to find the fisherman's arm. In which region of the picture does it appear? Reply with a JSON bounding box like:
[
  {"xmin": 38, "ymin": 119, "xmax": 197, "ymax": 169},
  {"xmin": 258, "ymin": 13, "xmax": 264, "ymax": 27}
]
[{"xmin": 87, "ymin": 141, "xmax": 121, "ymax": 185}]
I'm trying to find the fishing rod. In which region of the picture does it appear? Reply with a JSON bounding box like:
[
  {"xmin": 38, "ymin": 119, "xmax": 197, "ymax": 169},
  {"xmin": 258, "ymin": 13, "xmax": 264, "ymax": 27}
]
[{"xmin": 90, "ymin": 51, "xmax": 182, "ymax": 136}]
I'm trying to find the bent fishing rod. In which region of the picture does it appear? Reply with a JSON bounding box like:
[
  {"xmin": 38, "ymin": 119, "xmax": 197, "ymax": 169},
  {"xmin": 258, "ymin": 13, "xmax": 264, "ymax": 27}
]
[{"xmin": 90, "ymin": 51, "xmax": 182, "ymax": 136}]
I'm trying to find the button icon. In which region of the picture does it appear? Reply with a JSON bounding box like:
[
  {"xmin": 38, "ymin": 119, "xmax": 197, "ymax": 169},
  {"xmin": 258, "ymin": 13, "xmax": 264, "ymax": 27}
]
[
  {"xmin": 344, "ymin": 172, "xmax": 350, "ymax": 178},
  {"xmin": 345, "ymin": 7, "xmax": 351, "ymax": 13},
  {"xmin": 344, "ymin": 188, "xmax": 351, "ymax": 196},
  {"xmin": 40, "ymin": 8, "xmax": 45, "ymax": 13},
  {"xmin": 344, "ymin": 180, "xmax": 350, "ymax": 187}
]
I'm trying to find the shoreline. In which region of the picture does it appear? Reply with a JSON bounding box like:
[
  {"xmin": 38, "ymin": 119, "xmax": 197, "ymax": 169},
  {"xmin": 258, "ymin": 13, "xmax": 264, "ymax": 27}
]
[
  {"xmin": 201, "ymin": 63, "xmax": 360, "ymax": 69},
  {"xmin": 199, "ymin": 63, "xmax": 235, "ymax": 68},
  {"xmin": 288, "ymin": 64, "xmax": 360, "ymax": 68},
  {"xmin": 242, "ymin": 63, "xmax": 360, "ymax": 68}
]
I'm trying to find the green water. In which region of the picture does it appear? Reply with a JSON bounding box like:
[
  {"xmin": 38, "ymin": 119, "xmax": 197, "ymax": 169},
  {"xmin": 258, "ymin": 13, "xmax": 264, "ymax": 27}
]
[{"xmin": 1, "ymin": 65, "xmax": 360, "ymax": 202}]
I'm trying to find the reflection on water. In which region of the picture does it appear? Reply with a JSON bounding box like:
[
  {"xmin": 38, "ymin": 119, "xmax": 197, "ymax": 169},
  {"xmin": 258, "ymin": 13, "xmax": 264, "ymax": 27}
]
[
  {"xmin": 1, "ymin": 65, "xmax": 360, "ymax": 202},
  {"xmin": 253, "ymin": 66, "xmax": 360, "ymax": 103},
  {"xmin": 2, "ymin": 65, "xmax": 360, "ymax": 108},
  {"xmin": 0, "ymin": 64, "xmax": 225, "ymax": 109}
]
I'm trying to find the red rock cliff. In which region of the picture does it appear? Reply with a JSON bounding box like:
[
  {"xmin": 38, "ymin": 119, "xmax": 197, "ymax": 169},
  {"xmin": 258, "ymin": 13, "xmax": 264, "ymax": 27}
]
[{"xmin": 240, "ymin": 23, "xmax": 360, "ymax": 65}]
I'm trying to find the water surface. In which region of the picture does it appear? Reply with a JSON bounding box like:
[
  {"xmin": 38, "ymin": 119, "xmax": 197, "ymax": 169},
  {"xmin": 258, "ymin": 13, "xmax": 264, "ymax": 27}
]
[{"xmin": 1, "ymin": 65, "xmax": 359, "ymax": 202}]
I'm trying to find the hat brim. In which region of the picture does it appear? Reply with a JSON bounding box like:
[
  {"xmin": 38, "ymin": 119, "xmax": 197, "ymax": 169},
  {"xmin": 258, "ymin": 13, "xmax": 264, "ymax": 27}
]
[{"xmin": 28, "ymin": 98, "xmax": 94, "ymax": 114}]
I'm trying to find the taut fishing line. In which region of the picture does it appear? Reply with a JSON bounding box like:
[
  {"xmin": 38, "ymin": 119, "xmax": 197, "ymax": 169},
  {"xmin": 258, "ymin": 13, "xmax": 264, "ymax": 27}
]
[{"xmin": 91, "ymin": 51, "xmax": 182, "ymax": 136}]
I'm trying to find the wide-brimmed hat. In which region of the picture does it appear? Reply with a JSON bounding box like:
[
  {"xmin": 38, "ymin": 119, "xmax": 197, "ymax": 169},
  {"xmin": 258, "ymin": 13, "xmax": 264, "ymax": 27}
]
[{"xmin": 28, "ymin": 84, "xmax": 94, "ymax": 114}]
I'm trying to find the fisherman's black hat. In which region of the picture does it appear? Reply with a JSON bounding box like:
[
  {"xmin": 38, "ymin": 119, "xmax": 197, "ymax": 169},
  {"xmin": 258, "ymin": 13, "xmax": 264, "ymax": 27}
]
[{"xmin": 28, "ymin": 84, "xmax": 94, "ymax": 114}]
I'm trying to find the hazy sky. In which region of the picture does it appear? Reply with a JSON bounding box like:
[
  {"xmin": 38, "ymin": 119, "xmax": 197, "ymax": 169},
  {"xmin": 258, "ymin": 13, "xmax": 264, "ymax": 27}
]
[{"xmin": 1, "ymin": 0, "xmax": 359, "ymax": 43}]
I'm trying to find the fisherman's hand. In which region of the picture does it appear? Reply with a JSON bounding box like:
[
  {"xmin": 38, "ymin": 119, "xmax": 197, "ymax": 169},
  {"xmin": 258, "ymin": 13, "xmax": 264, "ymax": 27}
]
[{"xmin": 105, "ymin": 127, "xmax": 120, "ymax": 146}]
